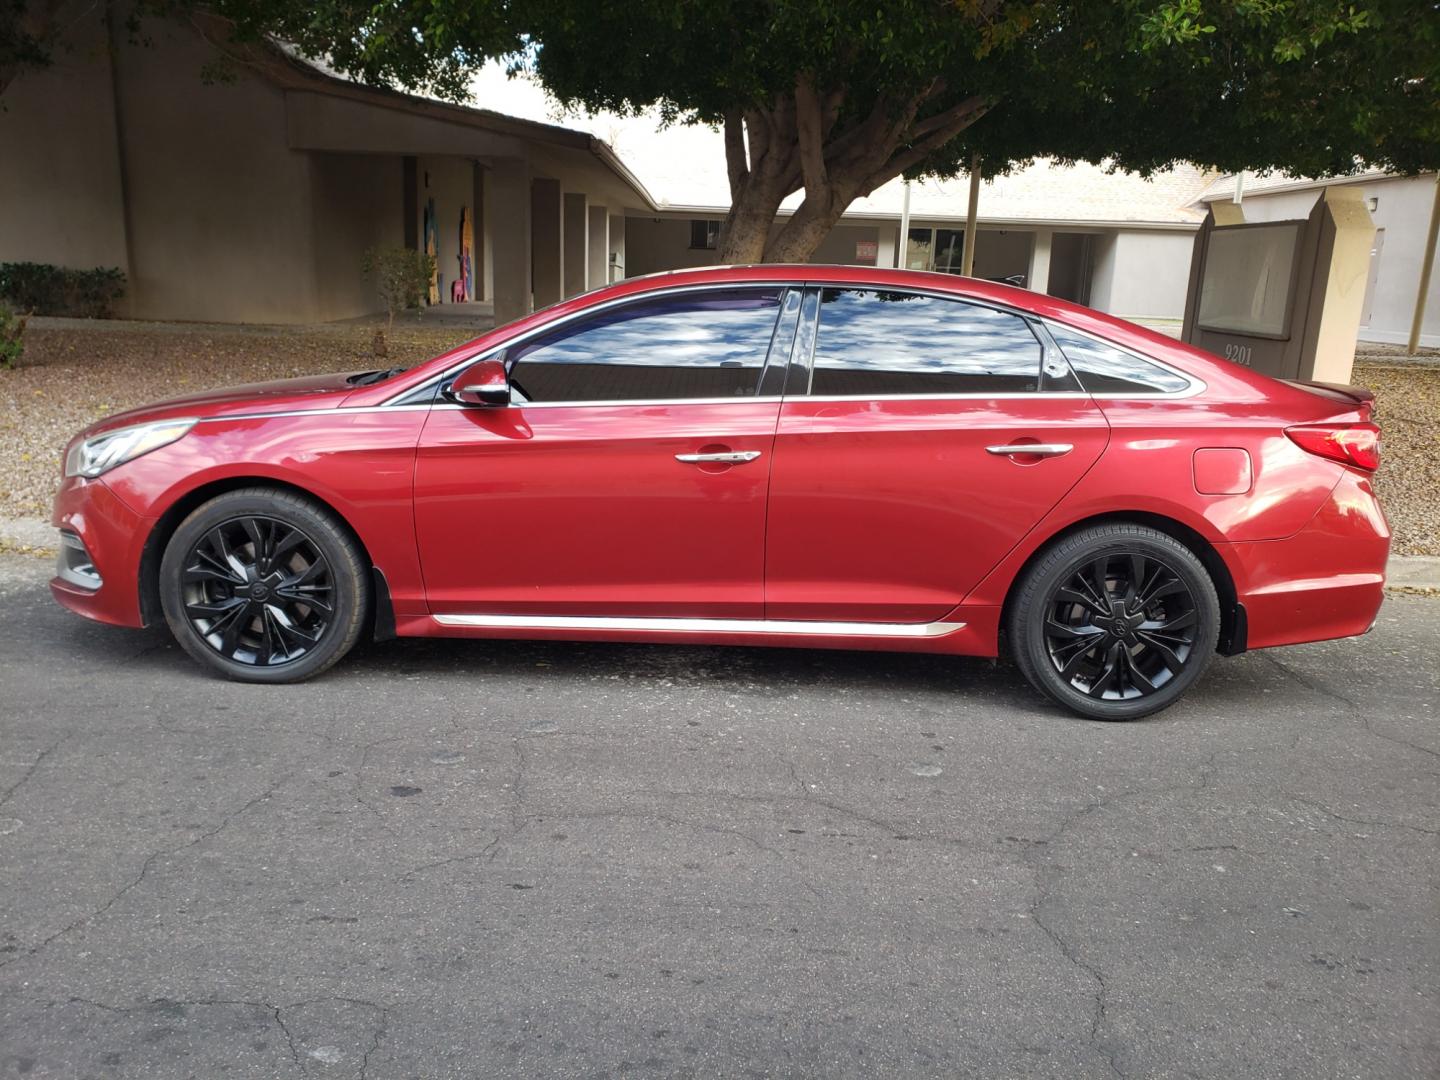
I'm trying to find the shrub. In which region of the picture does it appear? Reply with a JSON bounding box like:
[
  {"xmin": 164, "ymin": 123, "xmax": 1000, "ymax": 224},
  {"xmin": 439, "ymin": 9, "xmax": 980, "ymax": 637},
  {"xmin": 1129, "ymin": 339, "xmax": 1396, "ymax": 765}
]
[
  {"xmin": 361, "ymin": 246, "xmax": 436, "ymax": 329},
  {"xmin": 0, "ymin": 303, "xmax": 26, "ymax": 370},
  {"xmin": 0, "ymin": 263, "xmax": 126, "ymax": 318}
]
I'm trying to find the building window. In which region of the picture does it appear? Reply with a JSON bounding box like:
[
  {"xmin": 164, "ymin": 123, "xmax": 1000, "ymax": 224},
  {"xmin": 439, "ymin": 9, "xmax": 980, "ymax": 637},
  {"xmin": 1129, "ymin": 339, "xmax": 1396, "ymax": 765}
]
[{"xmin": 690, "ymin": 219, "xmax": 721, "ymax": 250}]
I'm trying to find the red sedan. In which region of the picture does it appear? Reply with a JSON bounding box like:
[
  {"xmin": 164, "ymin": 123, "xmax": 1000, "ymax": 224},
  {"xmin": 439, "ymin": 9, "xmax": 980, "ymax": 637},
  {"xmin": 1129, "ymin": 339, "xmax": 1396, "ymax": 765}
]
[{"xmin": 50, "ymin": 266, "xmax": 1388, "ymax": 719}]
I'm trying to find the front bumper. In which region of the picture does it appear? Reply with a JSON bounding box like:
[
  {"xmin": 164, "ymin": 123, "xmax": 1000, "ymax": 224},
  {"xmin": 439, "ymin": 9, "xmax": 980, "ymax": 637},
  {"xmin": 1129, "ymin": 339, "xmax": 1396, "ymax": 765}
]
[
  {"xmin": 1224, "ymin": 469, "xmax": 1390, "ymax": 651},
  {"xmin": 49, "ymin": 475, "xmax": 153, "ymax": 628}
]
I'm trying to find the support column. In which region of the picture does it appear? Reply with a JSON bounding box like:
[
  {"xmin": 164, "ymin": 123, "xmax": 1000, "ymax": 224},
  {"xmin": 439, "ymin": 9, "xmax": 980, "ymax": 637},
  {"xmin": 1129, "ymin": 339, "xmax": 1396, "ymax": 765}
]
[
  {"xmin": 531, "ymin": 177, "xmax": 563, "ymax": 308},
  {"xmin": 1028, "ymin": 228, "xmax": 1052, "ymax": 295},
  {"xmin": 562, "ymin": 192, "xmax": 588, "ymax": 297},
  {"xmin": 490, "ymin": 159, "xmax": 532, "ymax": 326},
  {"xmin": 608, "ymin": 213, "xmax": 627, "ymax": 282},
  {"xmin": 961, "ymin": 154, "xmax": 981, "ymax": 277},
  {"xmin": 587, "ymin": 205, "xmax": 609, "ymax": 290}
]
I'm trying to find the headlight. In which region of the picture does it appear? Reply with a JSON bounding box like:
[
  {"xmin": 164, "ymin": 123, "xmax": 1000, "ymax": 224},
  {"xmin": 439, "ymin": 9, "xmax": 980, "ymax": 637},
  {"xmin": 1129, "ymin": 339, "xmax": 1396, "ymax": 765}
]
[{"xmin": 64, "ymin": 418, "xmax": 197, "ymax": 479}]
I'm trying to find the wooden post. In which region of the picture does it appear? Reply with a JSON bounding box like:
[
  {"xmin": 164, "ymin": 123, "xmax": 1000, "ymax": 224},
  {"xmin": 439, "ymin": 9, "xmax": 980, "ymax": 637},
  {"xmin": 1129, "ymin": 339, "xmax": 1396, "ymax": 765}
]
[
  {"xmin": 961, "ymin": 153, "xmax": 981, "ymax": 277},
  {"xmin": 1408, "ymin": 173, "xmax": 1440, "ymax": 355}
]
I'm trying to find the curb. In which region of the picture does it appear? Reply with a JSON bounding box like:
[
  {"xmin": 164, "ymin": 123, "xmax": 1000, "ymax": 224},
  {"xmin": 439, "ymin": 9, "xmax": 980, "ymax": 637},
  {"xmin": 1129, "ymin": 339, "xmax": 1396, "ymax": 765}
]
[{"xmin": 3, "ymin": 515, "xmax": 1439, "ymax": 590}]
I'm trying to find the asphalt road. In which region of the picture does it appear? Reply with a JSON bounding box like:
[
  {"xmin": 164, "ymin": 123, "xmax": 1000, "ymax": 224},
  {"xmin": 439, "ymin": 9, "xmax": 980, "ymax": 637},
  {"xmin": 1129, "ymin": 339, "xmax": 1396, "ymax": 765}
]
[{"xmin": 0, "ymin": 553, "xmax": 1436, "ymax": 1079}]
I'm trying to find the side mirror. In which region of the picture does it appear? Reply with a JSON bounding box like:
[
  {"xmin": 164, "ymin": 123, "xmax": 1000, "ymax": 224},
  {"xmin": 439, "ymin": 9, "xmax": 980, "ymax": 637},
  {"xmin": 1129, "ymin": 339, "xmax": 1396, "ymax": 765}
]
[{"xmin": 449, "ymin": 356, "xmax": 510, "ymax": 407}]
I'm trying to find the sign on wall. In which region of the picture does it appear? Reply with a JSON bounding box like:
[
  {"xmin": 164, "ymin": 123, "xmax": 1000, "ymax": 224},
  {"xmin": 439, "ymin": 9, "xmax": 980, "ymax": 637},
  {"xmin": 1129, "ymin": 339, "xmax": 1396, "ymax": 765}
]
[{"xmin": 855, "ymin": 240, "xmax": 878, "ymax": 266}]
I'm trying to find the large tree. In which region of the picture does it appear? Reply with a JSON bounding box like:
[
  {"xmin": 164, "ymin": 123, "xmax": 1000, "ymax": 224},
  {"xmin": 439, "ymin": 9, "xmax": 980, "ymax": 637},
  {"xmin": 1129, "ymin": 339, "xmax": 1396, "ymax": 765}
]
[{"xmin": 7, "ymin": 1, "xmax": 1438, "ymax": 263}]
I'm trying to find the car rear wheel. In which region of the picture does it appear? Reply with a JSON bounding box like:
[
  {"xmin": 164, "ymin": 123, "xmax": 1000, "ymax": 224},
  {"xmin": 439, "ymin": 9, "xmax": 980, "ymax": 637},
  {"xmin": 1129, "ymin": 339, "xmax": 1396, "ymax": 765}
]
[
  {"xmin": 1009, "ymin": 524, "xmax": 1220, "ymax": 721},
  {"xmin": 159, "ymin": 488, "xmax": 369, "ymax": 683}
]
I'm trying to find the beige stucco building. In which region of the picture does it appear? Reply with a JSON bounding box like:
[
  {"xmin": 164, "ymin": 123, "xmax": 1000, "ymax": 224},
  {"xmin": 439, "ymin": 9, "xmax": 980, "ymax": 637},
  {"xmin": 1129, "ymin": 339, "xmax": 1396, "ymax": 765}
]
[{"xmin": 0, "ymin": 11, "xmax": 649, "ymax": 325}]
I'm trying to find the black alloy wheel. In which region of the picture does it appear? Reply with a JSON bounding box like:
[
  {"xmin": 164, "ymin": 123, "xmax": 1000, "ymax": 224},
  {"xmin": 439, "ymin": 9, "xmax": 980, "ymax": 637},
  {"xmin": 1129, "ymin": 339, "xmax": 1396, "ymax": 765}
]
[
  {"xmin": 1010, "ymin": 524, "xmax": 1220, "ymax": 720},
  {"xmin": 1043, "ymin": 552, "xmax": 1198, "ymax": 701},
  {"xmin": 160, "ymin": 488, "xmax": 369, "ymax": 682},
  {"xmin": 180, "ymin": 515, "xmax": 332, "ymax": 667}
]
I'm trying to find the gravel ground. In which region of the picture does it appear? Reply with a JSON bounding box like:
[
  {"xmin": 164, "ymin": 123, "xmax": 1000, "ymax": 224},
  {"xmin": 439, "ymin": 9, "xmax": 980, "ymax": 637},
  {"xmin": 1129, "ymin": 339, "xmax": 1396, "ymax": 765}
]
[
  {"xmin": 0, "ymin": 321, "xmax": 476, "ymax": 517},
  {"xmin": 2, "ymin": 322, "xmax": 1437, "ymax": 553}
]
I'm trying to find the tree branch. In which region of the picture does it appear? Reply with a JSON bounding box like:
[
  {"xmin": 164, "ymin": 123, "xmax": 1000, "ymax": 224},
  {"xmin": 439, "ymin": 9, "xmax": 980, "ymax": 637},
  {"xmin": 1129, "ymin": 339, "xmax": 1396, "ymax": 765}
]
[{"xmin": 864, "ymin": 99, "xmax": 993, "ymax": 192}]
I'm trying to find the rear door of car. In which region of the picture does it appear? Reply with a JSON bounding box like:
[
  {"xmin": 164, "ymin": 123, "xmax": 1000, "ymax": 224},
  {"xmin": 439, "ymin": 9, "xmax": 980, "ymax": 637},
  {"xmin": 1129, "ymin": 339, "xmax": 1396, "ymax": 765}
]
[
  {"xmin": 763, "ymin": 285, "xmax": 1110, "ymax": 624},
  {"xmin": 413, "ymin": 285, "xmax": 800, "ymax": 618}
]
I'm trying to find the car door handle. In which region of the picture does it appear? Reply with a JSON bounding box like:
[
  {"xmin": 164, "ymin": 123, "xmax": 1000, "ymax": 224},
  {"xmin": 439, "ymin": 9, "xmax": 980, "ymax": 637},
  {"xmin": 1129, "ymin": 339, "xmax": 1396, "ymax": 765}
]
[
  {"xmin": 985, "ymin": 443, "xmax": 1074, "ymax": 458},
  {"xmin": 675, "ymin": 451, "xmax": 763, "ymax": 464}
]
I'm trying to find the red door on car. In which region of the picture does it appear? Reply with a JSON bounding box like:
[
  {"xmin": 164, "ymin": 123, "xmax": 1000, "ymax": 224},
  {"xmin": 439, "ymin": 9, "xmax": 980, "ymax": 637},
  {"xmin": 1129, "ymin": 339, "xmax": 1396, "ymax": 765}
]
[
  {"xmin": 764, "ymin": 286, "xmax": 1110, "ymax": 623},
  {"xmin": 413, "ymin": 287, "xmax": 797, "ymax": 618}
]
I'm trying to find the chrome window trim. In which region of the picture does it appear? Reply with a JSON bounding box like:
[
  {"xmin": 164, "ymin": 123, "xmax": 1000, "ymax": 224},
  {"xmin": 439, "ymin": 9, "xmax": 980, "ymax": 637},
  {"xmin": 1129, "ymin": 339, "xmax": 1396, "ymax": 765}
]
[
  {"xmin": 382, "ymin": 281, "xmax": 806, "ymax": 407},
  {"xmin": 431, "ymin": 397, "xmax": 785, "ymax": 411},
  {"xmin": 1040, "ymin": 318, "xmax": 1207, "ymax": 399},
  {"xmin": 431, "ymin": 612, "xmax": 964, "ymax": 638}
]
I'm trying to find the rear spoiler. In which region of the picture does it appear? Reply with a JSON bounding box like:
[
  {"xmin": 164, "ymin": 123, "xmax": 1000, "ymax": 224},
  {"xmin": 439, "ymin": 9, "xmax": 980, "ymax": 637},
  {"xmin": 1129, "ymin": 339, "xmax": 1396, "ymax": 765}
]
[{"xmin": 1282, "ymin": 380, "xmax": 1375, "ymax": 418}]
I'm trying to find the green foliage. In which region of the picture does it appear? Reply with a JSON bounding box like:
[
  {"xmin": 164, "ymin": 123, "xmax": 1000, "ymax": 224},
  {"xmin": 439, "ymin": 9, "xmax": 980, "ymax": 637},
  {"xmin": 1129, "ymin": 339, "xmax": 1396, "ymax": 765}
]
[
  {"xmin": 361, "ymin": 246, "xmax": 436, "ymax": 327},
  {"xmin": 0, "ymin": 302, "xmax": 25, "ymax": 370},
  {"xmin": 8, "ymin": 0, "xmax": 1437, "ymax": 259},
  {"xmin": 0, "ymin": 263, "xmax": 126, "ymax": 318}
]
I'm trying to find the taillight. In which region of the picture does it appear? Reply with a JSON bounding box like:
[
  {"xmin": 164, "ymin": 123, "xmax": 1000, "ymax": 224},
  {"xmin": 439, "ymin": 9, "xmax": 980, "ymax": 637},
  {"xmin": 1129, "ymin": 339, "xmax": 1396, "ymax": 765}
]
[{"xmin": 1284, "ymin": 422, "xmax": 1381, "ymax": 471}]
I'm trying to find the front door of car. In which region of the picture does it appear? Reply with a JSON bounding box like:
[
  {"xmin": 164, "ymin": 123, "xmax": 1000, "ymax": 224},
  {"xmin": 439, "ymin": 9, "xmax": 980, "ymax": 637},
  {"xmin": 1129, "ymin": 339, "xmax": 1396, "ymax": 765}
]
[
  {"xmin": 413, "ymin": 286, "xmax": 799, "ymax": 618},
  {"xmin": 764, "ymin": 286, "xmax": 1110, "ymax": 623}
]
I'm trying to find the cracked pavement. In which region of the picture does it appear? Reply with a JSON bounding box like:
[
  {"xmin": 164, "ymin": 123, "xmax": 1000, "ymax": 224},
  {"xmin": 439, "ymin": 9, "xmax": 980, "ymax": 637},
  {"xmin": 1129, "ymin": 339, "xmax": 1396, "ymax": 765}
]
[{"xmin": 0, "ymin": 553, "xmax": 1436, "ymax": 1078}]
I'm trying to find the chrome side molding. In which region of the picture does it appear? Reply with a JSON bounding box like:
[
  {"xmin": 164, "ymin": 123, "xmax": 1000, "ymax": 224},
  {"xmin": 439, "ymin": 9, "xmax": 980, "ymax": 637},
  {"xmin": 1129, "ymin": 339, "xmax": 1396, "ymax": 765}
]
[{"xmin": 431, "ymin": 613, "xmax": 964, "ymax": 638}]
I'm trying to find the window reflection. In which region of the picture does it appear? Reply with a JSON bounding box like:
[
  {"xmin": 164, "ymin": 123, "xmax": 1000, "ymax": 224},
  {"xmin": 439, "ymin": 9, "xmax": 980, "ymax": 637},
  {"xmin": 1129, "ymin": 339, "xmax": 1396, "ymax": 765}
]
[
  {"xmin": 1047, "ymin": 323, "xmax": 1189, "ymax": 394},
  {"xmin": 811, "ymin": 289, "xmax": 1042, "ymax": 395},
  {"xmin": 509, "ymin": 289, "xmax": 783, "ymax": 402}
]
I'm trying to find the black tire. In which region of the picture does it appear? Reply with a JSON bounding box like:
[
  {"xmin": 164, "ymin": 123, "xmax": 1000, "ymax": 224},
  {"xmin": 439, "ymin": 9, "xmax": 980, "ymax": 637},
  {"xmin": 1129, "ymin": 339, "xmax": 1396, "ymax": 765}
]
[
  {"xmin": 159, "ymin": 487, "xmax": 369, "ymax": 683},
  {"xmin": 1009, "ymin": 524, "xmax": 1220, "ymax": 721}
]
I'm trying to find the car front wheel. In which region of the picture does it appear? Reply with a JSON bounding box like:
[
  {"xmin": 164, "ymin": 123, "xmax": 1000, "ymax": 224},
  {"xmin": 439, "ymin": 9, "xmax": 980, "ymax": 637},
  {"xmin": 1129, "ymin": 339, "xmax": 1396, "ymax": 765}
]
[
  {"xmin": 159, "ymin": 487, "xmax": 369, "ymax": 683},
  {"xmin": 1009, "ymin": 524, "xmax": 1220, "ymax": 721}
]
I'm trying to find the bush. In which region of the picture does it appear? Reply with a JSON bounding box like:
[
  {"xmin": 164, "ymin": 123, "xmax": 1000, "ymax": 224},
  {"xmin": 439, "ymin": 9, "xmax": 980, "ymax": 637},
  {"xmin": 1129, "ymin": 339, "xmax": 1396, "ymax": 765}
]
[
  {"xmin": 361, "ymin": 246, "xmax": 436, "ymax": 329},
  {"xmin": 0, "ymin": 263, "xmax": 127, "ymax": 318},
  {"xmin": 0, "ymin": 303, "xmax": 26, "ymax": 370}
]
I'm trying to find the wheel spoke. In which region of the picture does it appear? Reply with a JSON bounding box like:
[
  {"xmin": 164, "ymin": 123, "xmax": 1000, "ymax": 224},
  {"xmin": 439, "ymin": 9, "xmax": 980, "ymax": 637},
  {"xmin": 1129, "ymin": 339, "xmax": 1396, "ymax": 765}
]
[
  {"xmin": 1045, "ymin": 618, "xmax": 1104, "ymax": 641},
  {"xmin": 1136, "ymin": 631, "xmax": 1185, "ymax": 674},
  {"xmin": 216, "ymin": 602, "xmax": 249, "ymax": 657},
  {"xmin": 269, "ymin": 605, "xmax": 322, "ymax": 647},
  {"xmin": 275, "ymin": 584, "xmax": 332, "ymax": 614},
  {"xmin": 1058, "ymin": 637, "xmax": 1103, "ymax": 681},
  {"xmin": 254, "ymin": 604, "xmax": 277, "ymax": 665},
  {"xmin": 1089, "ymin": 557, "xmax": 1111, "ymax": 603},
  {"xmin": 1056, "ymin": 586, "xmax": 1107, "ymax": 618},
  {"xmin": 1136, "ymin": 577, "xmax": 1186, "ymax": 609},
  {"xmin": 1141, "ymin": 609, "xmax": 1196, "ymax": 634},
  {"xmin": 205, "ymin": 526, "xmax": 250, "ymax": 581},
  {"xmin": 185, "ymin": 596, "xmax": 246, "ymax": 620},
  {"xmin": 1125, "ymin": 554, "xmax": 1146, "ymax": 605},
  {"xmin": 184, "ymin": 560, "xmax": 243, "ymax": 587},
  {"xmin": 1087, "ymin": 642, "xmax": 1123, "ymax": 698},
  {"xmin": 269, "ymin": 526, "xmax": 307, "ymax": 570},
  {"xmin": 1121, "ymin": 647, "xmax": 1157, "ymax": 693}
]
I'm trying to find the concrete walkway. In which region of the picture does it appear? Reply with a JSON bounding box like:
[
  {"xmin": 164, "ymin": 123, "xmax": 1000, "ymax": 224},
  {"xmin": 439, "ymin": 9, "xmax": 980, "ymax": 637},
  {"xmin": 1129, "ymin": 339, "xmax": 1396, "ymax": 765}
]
[{"xmin": 6, "ymin": 515, "xmax": 1438, "ymax": 588}]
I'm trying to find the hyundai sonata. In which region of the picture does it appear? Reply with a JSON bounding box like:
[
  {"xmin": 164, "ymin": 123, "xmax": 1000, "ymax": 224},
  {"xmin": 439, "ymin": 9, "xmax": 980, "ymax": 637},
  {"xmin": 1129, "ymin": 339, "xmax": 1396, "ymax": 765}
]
[{"xmin": 51, "ymin": 266, "xmax": 1388, "ymax": 719}]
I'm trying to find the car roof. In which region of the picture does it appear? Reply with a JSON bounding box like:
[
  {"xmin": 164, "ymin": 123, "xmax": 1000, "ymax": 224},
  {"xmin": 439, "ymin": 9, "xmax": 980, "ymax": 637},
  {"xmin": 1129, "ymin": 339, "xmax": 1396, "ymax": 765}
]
[{"xmin": 358, "ymin": 262, "xmax": 1282, "ymax": 408}]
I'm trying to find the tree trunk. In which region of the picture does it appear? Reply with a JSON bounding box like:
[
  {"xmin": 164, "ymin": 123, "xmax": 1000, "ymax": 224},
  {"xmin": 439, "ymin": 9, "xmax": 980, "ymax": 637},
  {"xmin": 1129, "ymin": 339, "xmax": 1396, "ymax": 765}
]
[{"xmin": 709, "ymin": 83, "xmax": 991, "ymax": 265}]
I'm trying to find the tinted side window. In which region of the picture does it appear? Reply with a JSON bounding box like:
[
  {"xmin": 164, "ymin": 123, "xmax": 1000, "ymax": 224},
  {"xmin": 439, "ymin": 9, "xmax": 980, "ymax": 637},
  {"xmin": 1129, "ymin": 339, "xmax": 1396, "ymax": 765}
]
[
  {"xmin": 508, "ymin": 288, "xmax": 783, "ymax": 402},
  {"xmin": 1048, "ymin": 323, "xmax": 1190, "ymax": 394},
  {"xmin": 810, "ymin": 289, "xmax": 1043, "ymax": 395}
]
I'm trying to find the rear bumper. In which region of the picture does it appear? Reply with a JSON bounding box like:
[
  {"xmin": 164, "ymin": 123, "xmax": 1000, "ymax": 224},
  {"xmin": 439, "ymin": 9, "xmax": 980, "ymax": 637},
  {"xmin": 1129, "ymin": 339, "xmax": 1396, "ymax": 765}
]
[
  {"xmin": 49, "ymin": 476, "xmax": 152, "ymax": 628},
  {"xmin": 1223, "ymin": 470, "xmax": 1389, "ymax": 650}
]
